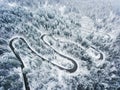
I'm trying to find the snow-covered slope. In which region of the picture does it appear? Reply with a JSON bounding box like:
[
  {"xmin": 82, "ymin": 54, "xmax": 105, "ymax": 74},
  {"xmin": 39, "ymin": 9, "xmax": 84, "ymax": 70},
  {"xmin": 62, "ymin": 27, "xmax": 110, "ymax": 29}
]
[{"xmin": 0, "ymin": 0, "xmax": 120, "ymax": 90}]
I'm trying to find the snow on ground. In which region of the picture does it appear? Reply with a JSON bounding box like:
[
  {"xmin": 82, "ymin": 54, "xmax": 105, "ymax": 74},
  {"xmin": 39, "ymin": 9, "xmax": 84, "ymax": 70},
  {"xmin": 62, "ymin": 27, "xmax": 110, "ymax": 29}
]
[{"xmin": 0, "ymin": 0, "xmax": 120, "ymax": 90}]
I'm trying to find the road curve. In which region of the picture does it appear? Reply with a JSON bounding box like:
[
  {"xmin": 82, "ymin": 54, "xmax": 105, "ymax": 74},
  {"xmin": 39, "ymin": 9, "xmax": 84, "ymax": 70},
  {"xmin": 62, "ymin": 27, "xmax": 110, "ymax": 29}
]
[
  {"xmin": 90, "ymin": 46, "xmax": 104, "ymax": 60},
  {"xmin": 9, "ymin": 37, "xmax": 30, "ymax": 90},
  {"xmin": 41, "ymin": 34, "xmax": 78, "ymax": 73}
]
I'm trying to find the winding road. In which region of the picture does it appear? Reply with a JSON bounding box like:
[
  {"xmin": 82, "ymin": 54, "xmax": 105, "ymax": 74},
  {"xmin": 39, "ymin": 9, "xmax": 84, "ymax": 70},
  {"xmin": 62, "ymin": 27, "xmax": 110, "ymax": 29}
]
[
  {"xmin": 41, "ymin": 34, "xmax": 104, "ymax": 60},
  {"xmin": 9, "ymin": 37, "xmax": 78, "ymax": 90},
  {"xmin": 9, "ymin": 34, "xmax": 104, "ymax": 90},
  {"xmin": 41, "ymin": 35, "xmax": 78, "ymax": 73}
]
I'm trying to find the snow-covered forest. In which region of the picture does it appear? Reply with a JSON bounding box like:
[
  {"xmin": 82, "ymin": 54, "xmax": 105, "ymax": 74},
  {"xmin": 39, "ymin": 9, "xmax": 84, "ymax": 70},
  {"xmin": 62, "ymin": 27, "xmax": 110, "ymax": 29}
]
[{"xmin": 0, "ymin": 0, "xmax": 120, "ymax": 90}]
